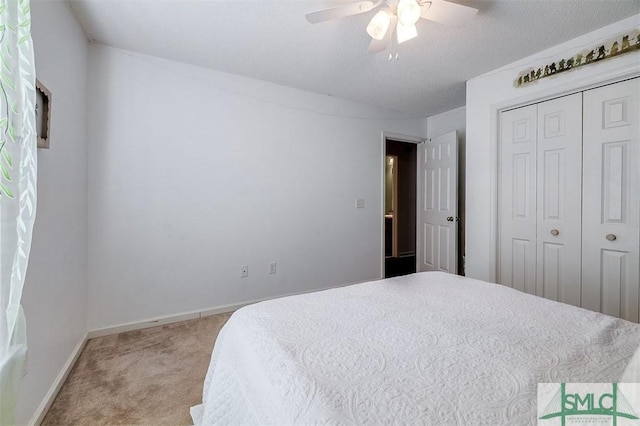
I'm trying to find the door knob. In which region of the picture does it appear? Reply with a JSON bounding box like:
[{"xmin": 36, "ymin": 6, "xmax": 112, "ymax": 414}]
[
  {"xmin": 606, "ymin": 234, "xmax": 617, "ymax": 241},
  {"xmin": 550, "ymin": 229, "xmax": 559, "ymax": 236},
  {"xmin": 447, "ymin": 216, "xmax": 453, "ymax": 222}
]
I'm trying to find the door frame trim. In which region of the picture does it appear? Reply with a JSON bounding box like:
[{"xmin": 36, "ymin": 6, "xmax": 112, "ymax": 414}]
[
  {"xmin": 492, "ymin": 67, "xmax": 640, "ymax": 283},
  {"xmin": 387, "ymin": 154, "xmax": 399, "ymax": 258},
  {"xmin": 380, "ymin": 132, "xmax": 424, "ymax": 279}
]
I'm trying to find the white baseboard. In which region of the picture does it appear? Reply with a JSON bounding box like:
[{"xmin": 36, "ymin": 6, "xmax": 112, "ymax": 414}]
[
  {"xmin": 86, "ymin": 301, "xmax": 249, "ymax": 339},
  {"xmin": 29, "ymin": 334, "xmax": 88, "ymax": 426},
  {"xmin": 87, "ymin": 278, "xmax": 376, "ymax": 339}
]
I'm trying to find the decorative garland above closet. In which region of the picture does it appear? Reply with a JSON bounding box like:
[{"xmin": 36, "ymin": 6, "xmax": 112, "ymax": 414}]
[{"xmin": 515, "ymin": 28, "xmax": 640, "ymax": 88}]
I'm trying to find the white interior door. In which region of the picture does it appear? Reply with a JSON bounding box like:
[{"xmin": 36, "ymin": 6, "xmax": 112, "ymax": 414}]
[
  {"xmin": 418, "ymin": 131, "xmax": 458, "ymax": 273},
  {"xmin": 582, "ymin": 78, "xmax": 640, "ymax": 322},
  {"xmin": 535, "ymin": 93, "xmax": 582, "ymax": 306},
  {"xmin": 499, "ymin": 105, "xmax": 537, "ymax": 294}
]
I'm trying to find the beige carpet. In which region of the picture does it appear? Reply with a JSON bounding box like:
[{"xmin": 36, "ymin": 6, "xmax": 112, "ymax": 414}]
[{"xmin": 42, "ymin": 313, "xmax": 232, "ymax": 425}]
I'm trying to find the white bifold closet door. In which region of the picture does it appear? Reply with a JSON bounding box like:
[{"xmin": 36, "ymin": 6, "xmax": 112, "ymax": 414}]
[
  {"xmin": 499, "ymin": 104, "xmax": 537, "ymax": 295},
  {"xmin": 499, "ymin": 78, "xmax": 639, "ymax": 321},
  {"xmin": 499, "ymin": 93, "xmax": 582, "ymax": 307},
  {"xmin": 535, "ymin": 93, "xmax": 583, "ymax": 305},
  {"xmin": 582, "ymin": 78, "xmax": 639, "ymax": 322}
]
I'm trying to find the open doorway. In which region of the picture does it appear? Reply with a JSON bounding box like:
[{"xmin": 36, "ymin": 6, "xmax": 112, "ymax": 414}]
[{"xmin": 384, "ymin": 139, "xmax": 417, "ymax": 278}]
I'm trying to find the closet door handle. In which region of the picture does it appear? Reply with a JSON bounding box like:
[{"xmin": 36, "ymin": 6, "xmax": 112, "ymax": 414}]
[
  {"xmin": 606, "ymin": 234, "xmax": 617, "ymax": 241},
  {"xmin": 550, "ymin": 229, "xmax": 559, "ymax": 236}
]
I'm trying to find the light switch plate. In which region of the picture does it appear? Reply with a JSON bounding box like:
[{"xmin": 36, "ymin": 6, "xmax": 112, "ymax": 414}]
[{"xmin": 356, "ymin": 198, "xmax": 365, "ymax": 209}]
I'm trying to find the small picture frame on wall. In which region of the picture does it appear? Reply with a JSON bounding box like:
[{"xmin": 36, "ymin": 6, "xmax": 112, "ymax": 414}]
[{"xmin": 35, "ymin": 79, "xmax": 51, "ymax": 149}]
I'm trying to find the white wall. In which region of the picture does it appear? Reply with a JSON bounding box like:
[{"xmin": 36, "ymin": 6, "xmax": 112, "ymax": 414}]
[
  {"xmin": 465, "ymin": 15, "xmax": 640, "ymax": 282},
  {"xmin": 16, "ymin": 1, "xmax": 88, "ymax": 424},
  {"xmin": 426, "ymin": 107, "xmax": 466, "ymax": 274},
  {"xmin": 87, "ymin": 45, "xmax": 426, "ymax": 330}
]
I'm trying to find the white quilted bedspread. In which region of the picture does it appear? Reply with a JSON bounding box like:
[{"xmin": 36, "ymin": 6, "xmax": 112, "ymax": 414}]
[{"xmin": 192, "ymin": 272, "xmax": 640, "ymax": 425}]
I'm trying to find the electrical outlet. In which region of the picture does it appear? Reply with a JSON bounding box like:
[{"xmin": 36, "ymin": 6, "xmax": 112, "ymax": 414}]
[
  {"xmin": 240, "ymin": 265, "xmax": 248, "ymax": 278},
  {"xmin": 268, "ymin": 261, "xmax": 277, "ymax": 274},
  {"xmin": 356, "ymin": 198, "xmax": 365, "ymax": 209}
]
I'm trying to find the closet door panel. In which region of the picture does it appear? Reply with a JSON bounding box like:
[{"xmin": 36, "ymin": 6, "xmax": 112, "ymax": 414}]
[
  {"xmin": 536, "ymin": 93, "xmax": 583, "ymax": 306},
  {"xmin": 499, "ymin": 105, "xmax": 537, "ymax": 294},
  {"xmin": 583, "ymin": 78, "xmax": 639, "ymax": 322}
]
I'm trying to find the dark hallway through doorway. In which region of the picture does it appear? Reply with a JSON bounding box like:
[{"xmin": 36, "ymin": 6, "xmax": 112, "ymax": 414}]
[{"xmin": 384, "ymin": 139, "xmax": 417, "ymax": 278}]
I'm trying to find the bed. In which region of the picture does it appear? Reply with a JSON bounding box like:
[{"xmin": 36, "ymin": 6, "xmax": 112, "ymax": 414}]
[{"xmin": 191, "ymin": 272, "xmax": 640, "ymax": 425}]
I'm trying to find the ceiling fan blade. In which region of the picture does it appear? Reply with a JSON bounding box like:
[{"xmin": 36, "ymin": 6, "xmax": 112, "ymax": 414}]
[
  {"xmin": 306, "ymin": 1, "xmax": 378, "ymax": 24},
  {"xmin": 368, "ymin": 16, "xmax": 396, "ymax": 53},
  {"xmin": 420, "ymin": 0, "xmax": 478, "ymax": 26}
]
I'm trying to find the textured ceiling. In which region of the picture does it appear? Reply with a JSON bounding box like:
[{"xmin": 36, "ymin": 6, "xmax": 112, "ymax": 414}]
[{"xmin": 67, "ymin": 0, "xmax": 640, "ymax": 116}]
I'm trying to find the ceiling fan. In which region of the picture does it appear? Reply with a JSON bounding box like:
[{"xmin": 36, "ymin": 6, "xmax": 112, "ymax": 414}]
[{"xmin": 305, "ymin": 0, "xmax": 478, "ymax": 55}]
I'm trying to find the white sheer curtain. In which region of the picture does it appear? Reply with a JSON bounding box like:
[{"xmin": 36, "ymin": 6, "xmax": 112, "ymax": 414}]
[{"xmin": 0, "ymin": 0, "xmax": 36, "ymax": 423}]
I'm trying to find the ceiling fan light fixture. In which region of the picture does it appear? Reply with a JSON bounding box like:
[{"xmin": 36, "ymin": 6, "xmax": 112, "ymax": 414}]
[
  {"xmin": 397, "ymin": 0, "xmax": 421, "ymax": 26},
  {"xmin": 396, "ymin": 22, "xmax": 417, "ymax": 44},
  {"xmin": 366, "ymin": 8, "xmax": 392, "ymax": 40},
  {"xmin": 304, "ymin": 0, "xmax": 478, "ymax": 54}
]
